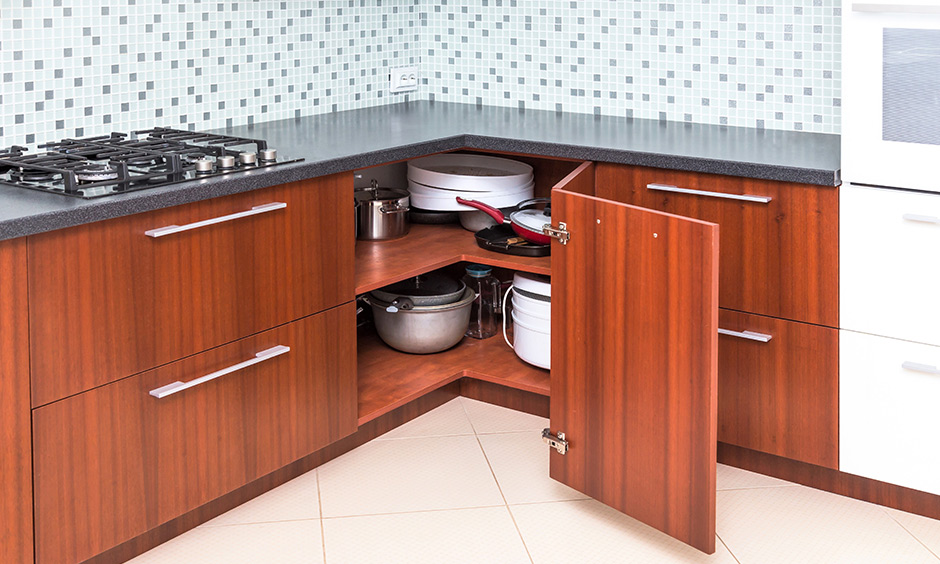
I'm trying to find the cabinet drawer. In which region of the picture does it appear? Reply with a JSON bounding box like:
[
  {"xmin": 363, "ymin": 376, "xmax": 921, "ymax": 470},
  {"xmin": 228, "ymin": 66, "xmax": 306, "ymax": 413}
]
[
  {"xmin": 28, "ymin": 174, "xmax": 354, "ymax": 405},
  {"xmin": 841, "ymin": 330, "xmax": 940, "ymax": 495},
  {"xmin": 32, "ymin": 304, "xmax": 358, "ymax": 564},
  {"xmin": 718, "ymin": 310, "xmax": 839, "ymax": 469},
  {"xmin": 595, "ymin": 163, "xmax": 838, "ymax": 326},
  {"xmin": 841, "ymin": 184, "xmax": 940, "ymax": 347}
]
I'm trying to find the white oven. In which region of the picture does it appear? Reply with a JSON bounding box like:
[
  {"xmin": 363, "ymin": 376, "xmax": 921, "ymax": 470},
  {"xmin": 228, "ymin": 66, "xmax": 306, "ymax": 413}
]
[{"xmin": 843, "ymin": 2, "xmax": 940, "ymax": 192}]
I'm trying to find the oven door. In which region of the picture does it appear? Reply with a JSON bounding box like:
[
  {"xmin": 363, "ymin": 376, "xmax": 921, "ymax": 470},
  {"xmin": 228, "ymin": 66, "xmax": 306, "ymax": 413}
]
[{"xmin": 843, "ymin": 2, "xmax": 940, "ymax": 192}]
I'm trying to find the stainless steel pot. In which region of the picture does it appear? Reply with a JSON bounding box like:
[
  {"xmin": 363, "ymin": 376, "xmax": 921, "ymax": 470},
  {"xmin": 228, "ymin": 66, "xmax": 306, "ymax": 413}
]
[
  {"xmin": 370, "ymin": 273, "xmax": 466, "ymax": 307},
  {"xmin": 355, "ymin": 180, "xmax": 410, "ymax": 240},
  {"xmin": 364, "ymin": 287, "xmax": 475, "ymax": 354}
]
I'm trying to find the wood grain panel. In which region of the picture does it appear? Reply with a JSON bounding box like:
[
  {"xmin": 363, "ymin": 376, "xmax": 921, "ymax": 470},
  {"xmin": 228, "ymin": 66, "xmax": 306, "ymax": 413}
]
[
  {"xmin": 83, "ymin": 383, "xmax": 461, "ymax": 564},
  {"xmin": 357, "ymin": 325, "xmax": 549, "ymax": 424},
  {"xmin": 355, "ymin": 223, "xmax": 550, "ymax": 295},
  {"xmin": 718, "ymin": 309, "xmax": 839, "ymax": 469},
  {"xmin": 550, "ymin": 183, "xmax": 719, "ymax": 553},
  {"xmin": 0, "ymin": 238, "xmax": 32, "ymax": 564},
  {"xmin": 28, "ymin": 173, "xmax": 354, "ymax": 406},
  {"xmin": 595, "ymin": 163, "xmax": 838, "ymax": 327},
  {"xmin": 719, "ymin": 442, "xmax": 940, "ymax": 523},
  {"xmin": 33, "ymin": 305, "xmax": 358, "ymax": 564},
  {"xmin": 459, "ymin": 378, "xmax": 550, "ymax": 418}
]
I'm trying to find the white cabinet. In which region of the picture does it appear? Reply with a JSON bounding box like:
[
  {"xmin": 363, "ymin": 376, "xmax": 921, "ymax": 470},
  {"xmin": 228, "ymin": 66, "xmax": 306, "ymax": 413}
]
[
  {"xmin": 841, "ymin": 184, "xmax": 940, "ymax": 347},
  {"xmin": 841, "ymin": 330, "xmax": 940, "ymax": 495}
]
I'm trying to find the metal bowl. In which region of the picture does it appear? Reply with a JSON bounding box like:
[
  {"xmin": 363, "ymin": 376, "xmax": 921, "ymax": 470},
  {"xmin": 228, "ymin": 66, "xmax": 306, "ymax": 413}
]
[{"xmin": 365, "ymin": 287, "xmax": 474, "ymax": 354}]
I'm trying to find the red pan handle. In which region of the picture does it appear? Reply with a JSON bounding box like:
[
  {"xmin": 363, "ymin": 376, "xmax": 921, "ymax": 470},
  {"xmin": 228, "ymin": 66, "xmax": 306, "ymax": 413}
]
[{"xmin": 455, "ymin": 197, "xmax": 508, "ymax": 224}]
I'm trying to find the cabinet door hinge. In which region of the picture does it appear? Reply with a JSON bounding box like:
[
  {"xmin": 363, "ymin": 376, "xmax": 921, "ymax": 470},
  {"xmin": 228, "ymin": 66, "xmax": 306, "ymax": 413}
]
[
  {"xmin": 542, "ymin": 222, "xmax": 570, "ymax": 245},
  {"xmin": 542, "ymin": 428, "xmax": 569, "ymax": 455}
]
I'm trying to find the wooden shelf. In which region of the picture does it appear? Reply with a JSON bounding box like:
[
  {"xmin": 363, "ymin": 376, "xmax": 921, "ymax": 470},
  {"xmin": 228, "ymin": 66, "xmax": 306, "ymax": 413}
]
[
  {"xmin": 357, "ymin": 326, "xmax": 550, "ymax": 425},
  {"xmin": 355, "ymin": 223, "xmax": 551, "ymax": 295}
]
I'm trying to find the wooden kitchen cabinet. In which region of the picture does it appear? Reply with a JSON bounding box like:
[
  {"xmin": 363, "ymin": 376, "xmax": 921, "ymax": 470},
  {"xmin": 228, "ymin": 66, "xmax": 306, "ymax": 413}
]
[
  {"xmin": 32, "ymin": 305, "xmax": 358, "ymax": 564},
  {"xmin": 595, "ymin": 163, "xmax": 839, "ymax": 327},
  {"xmin": 28, "ymin": 173, "xmax": 354, "ymax": 406},
  {"xmin": 717, "ymin": 309, "xmax": 839, "ymax": 469},
  {"xmin": 0, "ymin": 238, "xmax": 32, "ymax": 564}
]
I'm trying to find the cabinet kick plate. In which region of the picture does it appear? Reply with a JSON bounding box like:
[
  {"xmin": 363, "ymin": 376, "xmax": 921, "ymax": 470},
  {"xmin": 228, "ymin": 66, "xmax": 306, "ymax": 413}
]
[{"xmin": 542, "ymin": 428, "xmax": 568, "ymax": 455}]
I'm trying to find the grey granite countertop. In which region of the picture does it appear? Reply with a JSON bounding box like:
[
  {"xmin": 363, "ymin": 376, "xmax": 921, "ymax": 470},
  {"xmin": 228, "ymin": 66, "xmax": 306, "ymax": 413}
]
[{"xmin": 0, "ymin": 101, "xmax": 840, "ymax": 241}]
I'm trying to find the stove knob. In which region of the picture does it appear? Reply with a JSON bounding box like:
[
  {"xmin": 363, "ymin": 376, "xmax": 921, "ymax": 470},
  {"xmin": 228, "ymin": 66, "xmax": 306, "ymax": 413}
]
[
  {"xmin": 194, "ymin": 158, "xmax": 214, "ymax": 172},
  {"xmin": 216, "ymin": 155, "xmax": 236, "ymax": 170},
  {"xmin": 259, "ymin": 149, "xmax": 278, "ymax": 162},
  {"xmin": 238, "ymin": 151, "xmax": 258, "ymax": 166}
]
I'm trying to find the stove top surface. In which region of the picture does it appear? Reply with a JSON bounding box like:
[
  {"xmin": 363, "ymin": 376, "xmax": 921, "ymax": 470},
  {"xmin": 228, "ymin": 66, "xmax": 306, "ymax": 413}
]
[{"xmin": 0, "ymin": 128, "xmax": 302, "ymax": 198}]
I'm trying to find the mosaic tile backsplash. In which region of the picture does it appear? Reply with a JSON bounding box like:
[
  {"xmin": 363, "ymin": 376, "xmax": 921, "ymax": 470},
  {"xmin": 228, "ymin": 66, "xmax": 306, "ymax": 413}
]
[{"xmin": 0, "ymin": 0, "xmax": 839, "ymax": 148}]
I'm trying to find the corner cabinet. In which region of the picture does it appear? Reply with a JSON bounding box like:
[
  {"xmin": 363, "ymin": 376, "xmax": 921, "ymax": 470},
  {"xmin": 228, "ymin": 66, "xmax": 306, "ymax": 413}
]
[{"xmin": 547, "ymin": 163, "xmax": 720, "ymax": 553}]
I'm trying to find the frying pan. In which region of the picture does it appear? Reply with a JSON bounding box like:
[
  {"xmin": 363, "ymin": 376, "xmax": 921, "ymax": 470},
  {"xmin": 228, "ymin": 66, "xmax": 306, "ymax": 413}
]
[{"xmin": 455, "ymin": 197, "xmax": 553, "ymax": 245}]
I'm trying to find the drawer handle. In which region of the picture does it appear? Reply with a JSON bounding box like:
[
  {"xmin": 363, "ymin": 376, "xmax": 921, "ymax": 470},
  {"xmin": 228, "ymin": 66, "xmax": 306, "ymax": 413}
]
[
  {"xmin": 903, "ymin": 213, "xmax": 940, "ymax": 225},
  {"xmin": 149, "ymin": 345, "xmax": 291, "ymax": 398},
  {"xmin": 144, "ymin": 202, "xmax": 287, "ymax": 238},
  {"xmin": 647, "ymin": 183, "xmax": 773, "ymax": 204},
  {"xmin": 902, "ymin": 361, "xmax": 940, "ymax": 375},
  {"xmin": 718, "ymin": 328, "xmax": 773, "ymax": 343}
]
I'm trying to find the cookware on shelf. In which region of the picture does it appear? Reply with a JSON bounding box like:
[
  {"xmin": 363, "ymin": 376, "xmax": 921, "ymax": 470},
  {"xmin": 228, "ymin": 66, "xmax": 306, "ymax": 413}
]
[
  {"xmin": 355, "ymin": 179, "xmax": 410, "ymax": 241},
  {"xmin": 456, "ymin": 196, "xmax": 553, "ymax": 245}
]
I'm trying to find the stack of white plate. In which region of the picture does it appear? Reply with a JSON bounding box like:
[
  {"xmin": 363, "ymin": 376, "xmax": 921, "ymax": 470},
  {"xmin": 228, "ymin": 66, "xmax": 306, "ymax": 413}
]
[{"xmin": 407, "ymin": 154, "xmax": 535, "ymax": 211}]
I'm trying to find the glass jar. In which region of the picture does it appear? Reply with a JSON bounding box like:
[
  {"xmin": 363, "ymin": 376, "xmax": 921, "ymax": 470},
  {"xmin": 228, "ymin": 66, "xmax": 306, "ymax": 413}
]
[{"xmin": 462, "ymin": 264, "xmax": 501, "ymax": 339}]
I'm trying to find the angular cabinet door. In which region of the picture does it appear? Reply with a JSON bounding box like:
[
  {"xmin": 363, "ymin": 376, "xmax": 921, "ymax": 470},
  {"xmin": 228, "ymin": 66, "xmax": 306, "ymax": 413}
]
[{"xmin": 549, "ymin": 164, "xmax": 720, "ymax": 554}]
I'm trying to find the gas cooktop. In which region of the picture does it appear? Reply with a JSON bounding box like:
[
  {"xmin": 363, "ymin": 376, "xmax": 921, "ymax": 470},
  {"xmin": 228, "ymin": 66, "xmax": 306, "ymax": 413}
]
[{"xmin": 0, "ymin": 128, "xmax": 302, "ymax": 198}]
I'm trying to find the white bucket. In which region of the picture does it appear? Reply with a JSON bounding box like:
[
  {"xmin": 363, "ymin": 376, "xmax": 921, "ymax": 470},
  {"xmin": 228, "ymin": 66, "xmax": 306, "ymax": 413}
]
[{"xmin": 502, "ymin": 273, "xmax": 551, "ymax": 370}]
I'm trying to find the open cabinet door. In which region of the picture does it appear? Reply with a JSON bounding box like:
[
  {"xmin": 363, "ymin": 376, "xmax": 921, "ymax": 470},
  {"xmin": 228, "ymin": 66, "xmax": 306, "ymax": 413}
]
[{"xmin": 547, "ymin": 168, "xmax": 719, "ymax": 554}]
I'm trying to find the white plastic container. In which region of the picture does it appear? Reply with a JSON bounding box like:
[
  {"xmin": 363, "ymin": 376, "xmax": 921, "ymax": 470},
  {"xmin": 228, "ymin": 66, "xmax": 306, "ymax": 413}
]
[
  {"xmin": 503, "ymin": 273, "xmax": 551, "ymax": 370},
  {"xmin": 408, "ymin": 181, "xmax": 535, "ymax": 211},
  {"xmin": 408, "ymin": 154, "xmax": 534, "ymax": 192}
]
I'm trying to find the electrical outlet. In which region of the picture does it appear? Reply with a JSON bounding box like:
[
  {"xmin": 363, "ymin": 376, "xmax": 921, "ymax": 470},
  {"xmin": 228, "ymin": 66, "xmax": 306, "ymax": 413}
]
[{"xmin": 389, "ymin": 66, "xmax": 418, "ymax": 93}]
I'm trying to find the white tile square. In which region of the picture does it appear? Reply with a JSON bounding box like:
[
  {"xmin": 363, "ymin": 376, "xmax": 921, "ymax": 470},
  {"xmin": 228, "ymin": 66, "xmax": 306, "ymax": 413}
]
[
  {"xmin": 126, "ymin": 520, "xmax": 323, "ymax": 564},
  {"xmin": 317, "ymin": 434, "xmax": 504, "ymax": 517},
  {"xmin": 199, "ymin": 469, "xmax": 320, "ymax": 527},
  {"xmin": 716, "ymin": 463, "xmax": 796, "ymax": 491},
  {"xmin": 376, "ymin": 398, "xmax": 475, "ymax": 440},
  {"xmin": 717, "ymin": 485, "xmax": 938, "ymax": 564},
  {"xmin": 460, "ymin": 396, "xmax": 549, "ymax": 434},
  {"xmin": 885, "ymin": 506, "xmax": 940, "ymax": 558},
  {"xmin": 478, "ymin": 430, "xmax": 589, "ymax": 504},
  {"xmin": 323, "ymin": 506, "xmax": 531, "ymax": 564},
  {"xmin": 512, "ymin": 499, "xmax": 738, "ymax": 564}
]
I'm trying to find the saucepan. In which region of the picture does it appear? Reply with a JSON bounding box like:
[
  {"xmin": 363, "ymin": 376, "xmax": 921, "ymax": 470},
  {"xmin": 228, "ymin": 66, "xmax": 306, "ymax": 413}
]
[{"xmin": 455, "ymin": 197, "xmax": 553, "ymax": 244}]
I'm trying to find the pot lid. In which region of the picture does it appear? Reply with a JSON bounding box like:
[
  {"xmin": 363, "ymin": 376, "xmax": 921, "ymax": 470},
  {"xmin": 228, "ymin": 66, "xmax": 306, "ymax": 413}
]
[
  {"xmin": 510, "ymin": 208, "xmax": 551, "ymax": 233},
  {"xmin": 376, "ymin": 273, "xmax": 463, "ymax": 298},
  {"xmin": 355, "ymin": 187, "xmax": 409, "ymax": 202}
]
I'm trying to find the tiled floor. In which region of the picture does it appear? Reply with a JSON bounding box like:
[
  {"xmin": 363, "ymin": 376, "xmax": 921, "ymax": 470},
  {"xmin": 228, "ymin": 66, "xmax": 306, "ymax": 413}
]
[{"xmin": 128, "ymin": 397, "xmax": 940, "ymax": 564}]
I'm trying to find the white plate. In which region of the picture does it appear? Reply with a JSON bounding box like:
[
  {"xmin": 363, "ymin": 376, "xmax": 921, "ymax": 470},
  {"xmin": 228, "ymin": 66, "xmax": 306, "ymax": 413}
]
[
  {"xmin": 407, "ymin": 179, "xmax": 535, "ymax": 197},
  {"xmin": 408, "ymin": 154, "xmax": 534, "ymax": 192},
  {"xmin": 409, "ymin": 186, "xmax": 536, "ymax": 211}
]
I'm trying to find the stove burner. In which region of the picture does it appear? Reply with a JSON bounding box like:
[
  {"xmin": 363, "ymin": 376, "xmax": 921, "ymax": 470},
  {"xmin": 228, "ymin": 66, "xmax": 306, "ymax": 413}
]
[
  {"xmin": 0, "ymin": 128, "xmax": 300, "ymax": 198},
  {"xmin": 75, "ymin": 163, "xmax": 120, "ymax": 183},
  {"xmin": 10, "ymin": 169, "xmax": 57, "ymax": 183}
]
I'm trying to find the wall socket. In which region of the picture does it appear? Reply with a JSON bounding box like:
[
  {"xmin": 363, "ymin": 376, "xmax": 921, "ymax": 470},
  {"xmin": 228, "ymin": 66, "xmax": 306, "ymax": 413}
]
[{"xmin": 389, "ymin": 66, "xmax": 418, "ymax": 93}]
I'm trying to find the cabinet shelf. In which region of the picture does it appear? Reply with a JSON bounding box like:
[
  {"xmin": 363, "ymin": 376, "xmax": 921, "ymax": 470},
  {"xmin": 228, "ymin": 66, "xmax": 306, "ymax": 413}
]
[
  {"xmin": 355, "ymin": 223, "xmax": 551, "ymax": 295},
  {"xmin": 357, "ymin": 326, "xmax": 550, "ymax": 425}
]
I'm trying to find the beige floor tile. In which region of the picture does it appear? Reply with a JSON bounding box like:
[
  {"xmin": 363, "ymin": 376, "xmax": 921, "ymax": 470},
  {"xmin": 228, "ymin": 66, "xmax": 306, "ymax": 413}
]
[
  {"xmin": 478, "ymin": 430, "xmax": 589, "ymax": 504},
  {"xmin": 126, "ymin": 520, "xmax": 323, "ymax": 564},
  {"xmin": 323, "ymin": 506, "xmax": 531, "ymax": 564},
  {"xmin": 716, "ymin": 463, "xmax": 796, "ymax": 491},
  {"xmin": 885, "ymin": 506, "xmax": 940, "ymax": 558},
  {"xmin": 199, "ymin": 469, "xmax": 320, "ymax": 527},
  {"xmin": 461, "ymin": 396, "xmax": 549, "ymax": 434},
  {"xmin": 512, "ymin": 499, "xmax": 737, "ymax": 564},
  {"xmin": 317, "ymin": 434, "xmax": 504, "ymax": 517},
  {"xmin": 376, "ymin": 398, "xmax": 475, "ymax": 440},
  {"xmin": 717, "ymin": 485, "xmax": 938, "ymax": 564}
]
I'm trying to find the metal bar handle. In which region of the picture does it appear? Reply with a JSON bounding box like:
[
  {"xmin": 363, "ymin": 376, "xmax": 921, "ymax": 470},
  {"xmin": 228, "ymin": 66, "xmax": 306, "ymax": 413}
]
[
  {"xmin": 903, "ymin": 213, "xmax": 940, "ymax": 225},
  {"xmin": 149, "ymin": 345, "xmax": 291, "ymax": 398},
  {"xmin": 718, "ymin": 328, "xmax": 773, "ymax": 343},
  {"xmin": 145, "ymin": 202, "xmax": 287, "ymax": 238},
  {"xmin": 853, "ymin": 4, "xmax": 940, "ymax": 14},
  {"xmin": 647, "ymin": 183, "xmax": 772, "ymax": 204},
  {"xmin": 902, "ymin": 361, "xmax": 940, "ymax": 375}
]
